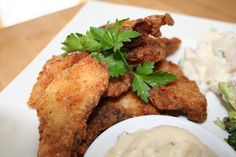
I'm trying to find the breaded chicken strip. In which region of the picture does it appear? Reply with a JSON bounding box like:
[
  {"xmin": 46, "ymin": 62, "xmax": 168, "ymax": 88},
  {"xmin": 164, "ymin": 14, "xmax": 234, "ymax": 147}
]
[
  {"xmin": 28, "ymin": 52, "xmax": 89, "ymax": 107},
  {"xmin": 103, "ymin": 73, "xmax": 132, "ymax": 97},
  {"xmin": 149, "ymin": 60, "xmax": 207, "ymax": 122},
  {"xmin": 29, "ymin": 55, "xmax": 109, "ymax": 157},
  {"xmin": 77, "ymin": 92, "xmax": 159, "ymax": 155}
]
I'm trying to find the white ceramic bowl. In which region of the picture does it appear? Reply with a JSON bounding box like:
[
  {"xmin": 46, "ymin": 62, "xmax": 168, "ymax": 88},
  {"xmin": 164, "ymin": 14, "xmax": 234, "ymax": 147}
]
[{"xmin": 84, "ymin": 115, "xmax": 235, "ymax": 157}]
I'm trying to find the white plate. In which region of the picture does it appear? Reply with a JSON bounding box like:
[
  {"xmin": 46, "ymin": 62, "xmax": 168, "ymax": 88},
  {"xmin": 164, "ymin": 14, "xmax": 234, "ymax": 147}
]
[
  {"xmin": 84, "ymin": 115, "xmax": 235, "ymax": 157},
  {"xmin": 0, "ymin": 1, "xmax": 236, "ymax": 157}
]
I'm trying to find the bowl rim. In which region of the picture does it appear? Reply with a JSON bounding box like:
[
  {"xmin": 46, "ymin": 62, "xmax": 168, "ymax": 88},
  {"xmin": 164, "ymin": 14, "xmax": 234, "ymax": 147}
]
[{"xmin": 85, "ymin": 115, "xmax": 235, "ymax": 157}]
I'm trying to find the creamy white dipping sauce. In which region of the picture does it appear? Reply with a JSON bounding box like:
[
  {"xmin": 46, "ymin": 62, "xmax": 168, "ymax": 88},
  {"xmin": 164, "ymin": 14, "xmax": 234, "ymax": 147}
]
[{"xmin": 105, "ymin": 126, "xmax": 217, "ymax": 157}]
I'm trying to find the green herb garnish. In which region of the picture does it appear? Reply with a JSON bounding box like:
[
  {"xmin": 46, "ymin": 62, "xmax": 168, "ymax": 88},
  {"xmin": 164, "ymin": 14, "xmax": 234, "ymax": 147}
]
[
  {"xmin": 61, "ymin": 18, "xmax": 177, "ymax": 103},
  {"xmin": 214, "ymin": 82, "xmax": 236, "ymax": 150},
  {"xmin": 132, "ymin": 62, "xmax": 177, "ymax": 103}
]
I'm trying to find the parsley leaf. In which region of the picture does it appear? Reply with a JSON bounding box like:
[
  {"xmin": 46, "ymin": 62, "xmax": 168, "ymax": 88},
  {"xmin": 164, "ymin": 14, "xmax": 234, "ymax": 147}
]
[
  {"xmin": 110, "ymin": 19, "xmax": 128, "ymax": 34},
  {"xmin": 61, "ymin": 32, "xmax": 102, "ymax": 55},
  {"xmin": 132, "ymin": 62, "xmax": 177, "ymax": 103},
  {"xmin": 143, "ymin": 71, "xmax": 177, "ymax": 87},
  {"xmin": 113, "ymin": 19, "xmax": 140, "ymax": 51},
  {"xmin": 61, "ymin": 18, "xmax": 139, "ymax": 55},
  {"xmin": 91, "ymin": 52, "xmax": 126, "ymax": 77},
  {"xmin": 136, "ymin": 62, "xmax": 155, "ymax": 75},
  {"xmin": 132, "ymin": 74, "xmax": 150, "ymax": 103},
  {"xmin": 90, "ymin": 52, "xmax": 104, "ymax": 62},
  {"xmin": 117, "ymin": 30, "xmax": 140, "ymax": 42},
  {"xmin": 90, "ymin": 19, "xmax": 140, "ymax": 52},
  {"xmin": 103, "ymin": 54, "xmax": 126, "ymax": 77},
  {"xmin": 114, "ymin": 30, "xmax": 140, "ymax": 51},
  {"xmin": 89, "ymin": 27, "xmax": 114, "ymax": 50},
  {"xmin": 61, "ymin": 18, "xmax": 139, "ymax": 77},
  {"xmin": 61, "ymin": 18, "xmax": 177, "ymax": 103}
]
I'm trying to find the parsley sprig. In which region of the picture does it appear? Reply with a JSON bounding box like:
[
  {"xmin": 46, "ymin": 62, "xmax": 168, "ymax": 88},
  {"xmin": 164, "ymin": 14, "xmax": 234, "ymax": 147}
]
[
  {"xmin": 132, "ymin": 62, "xmax": 177, "ymax": 103},
  {"xmin": 61, "ymin": 19, "xmax": 177, "ymax": 103}
]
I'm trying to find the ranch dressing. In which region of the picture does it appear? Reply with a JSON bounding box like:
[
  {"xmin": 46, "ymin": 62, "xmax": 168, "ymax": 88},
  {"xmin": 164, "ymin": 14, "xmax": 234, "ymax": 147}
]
[{"xmin": 105, "ymin": 126, "xmax": 217, "ymax": 157}]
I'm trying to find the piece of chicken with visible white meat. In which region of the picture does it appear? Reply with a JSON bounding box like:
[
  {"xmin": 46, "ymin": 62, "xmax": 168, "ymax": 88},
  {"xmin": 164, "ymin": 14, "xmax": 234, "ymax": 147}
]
[{"xmin": 28, "ymin": 54, "xmax": 109, "ymax": 157}]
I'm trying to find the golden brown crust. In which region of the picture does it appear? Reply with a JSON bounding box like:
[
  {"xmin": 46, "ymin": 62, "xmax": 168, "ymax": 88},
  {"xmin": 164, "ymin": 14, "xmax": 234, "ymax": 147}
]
[
  {"xmin": 103, "ymin": 14, "xmax": 180, "ymax": 65},
  {"xmin": 154, "ymin": 60, "xmax": 185, "ymax": 78},
  {"xmin": 126, "ymin": 36, "xmax": 181, "ymax": 64},
  {"xmin": 149, "ymin": 60, "xmax": 207, "ymax": 122},
  {"xmin": 157, "ymin": 37, "xmax": 181, "ymax": 55},
  {"xmin": 28, "ymin": 14, "xmax": 208, "ymax": 157},
  {"xmin": 143, "ymin": 37, "xmax": 181, "ymax": 55},
  {"xmin": 31, "ymin": 55, "xmax": 109, "ymax": 157},
  {"xmin": 121, "ymin": 13, "xmax": 174, "ymax": 37},
  {"xmin": 127, "ymin": 44, "xmax": 166, "ymax": 64},
  {"xmin": 103, "ymin": 73, "xmax": 132, "ymax": 97},
  {"xmin": 123, "ymin": 13, "xmax": 174, "ymax": 50},
  {"xmin": 76, "ymin": 92, "xmax": 159, "ymax": 155},
  {"xmin": 28, "ymin": 52, "xmax": 89, "ymax": 108}
]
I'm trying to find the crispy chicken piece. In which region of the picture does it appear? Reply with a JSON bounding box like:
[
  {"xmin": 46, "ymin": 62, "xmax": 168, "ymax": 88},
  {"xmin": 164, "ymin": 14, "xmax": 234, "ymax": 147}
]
[
  {"xmin": 102, "ymin": 14, "xmax": 177, "ymax": 95},
  {"xmin": 149, "ymin": 60, "xmax": 207, "ymax": 122},
  {"xmin": 28, "ymin": 52, "xmax": 89, "ymax": 108},
  {"xmin": 123, "ymin": 13, "xmax": 174, "ymax": 49},
  {"xmin": 126, "ymin": 44, "xmax": 166, "ymax": 64},
  {"xmin": 77, "ymin": 92, "xmax": 159, "ymax": 155},
  {"xmin": 157, "ymin": 37, "xmax": 181, "ymax": 55},
  {"xmin": 119, "ymin": 14, "xmax": 180, "ymax": 64},
  {"xmin": 103, "ymin": 73, "xmax": 132, "ymax": 97},
  {"xmin": 154, "ymin": 60, "xmax": 185, "ymax": 78},
  {"xmin": 142, "ymin": 37, "xmax": 181, "ymax": 55},
  {"xmin": 101, "ymin": 14, "xmax": 180, "ymax": 65},
  {"xmin": 29, "ymin": 55, "xmax": 109, "ymax": 157},
  {"xmin": 126, "ymin": 37, "xmax": 181, "ymax": 64},
  {"xmin": 121, "ymin": 13, "xmax": 174, "ymax": 37}
]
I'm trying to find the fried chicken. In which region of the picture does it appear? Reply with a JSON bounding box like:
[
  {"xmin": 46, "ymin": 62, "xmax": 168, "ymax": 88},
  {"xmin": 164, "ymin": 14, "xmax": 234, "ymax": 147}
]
[
  {"xmin": 123, "ymin": 14, "xmax": 174, "ymax": 49},
  {"xmin": 28, "ymin": 13, "xmax": 207, "ymax": 157},
  {"xmin": 126, "ymin": 37, "xmax": 181, "ymax": 64},
  {"xmin": 28, "ymin": 52, "xmax": 89, "ymax": 108},
  {"xmin": 28, "ymin": 55, "xmax": 109, "ymax": 157},
  {"xmin": 149, "ymin": 60, "xmax": 207, "ymax": 122},
  {"xmin": 127, "ymin": 44, "xmax": 166, "ymax": 64},
  {"xmin": 102, "ymin": 14, "xmax": 179, "ymax": 95},
  {"xmin": 121, "ymin": 13, "xmax": 174, "ymax": 38},
  {"xmin": 119, "ymin": 14, "xmax": 180, "ymax": 64},
  {"xmin": 103, "ymin": 73, "xmax": 132, "ymax": 97},
  {"xmin": 76, "ymin": 92, "xmax": 159, "ymax": 155},
  {"xmin": 157, "ymin": 37, "xmax": 181, "ymax": 55}
]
